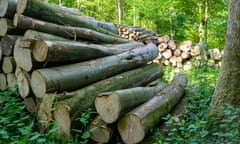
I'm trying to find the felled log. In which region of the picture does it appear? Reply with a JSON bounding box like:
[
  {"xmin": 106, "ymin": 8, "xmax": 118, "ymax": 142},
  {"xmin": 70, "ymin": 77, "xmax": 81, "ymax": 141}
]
[
  {"xmin": 2, "ymin": 56, "xmax": 16, "ymax": 74},
  {"xmin": 16, "ymin": 0, "xmax": 118, "ymax": 36},
  {"xmin": 0, "ymin": 73, "xmax": 7, "ymax": 90},
  {"xmin": 95, "ymin": 83, "xmax": 168, "ymax": 124},
  {"xmin": 0, "ymin": 18, "xmax": 24, "ymax": 36},
  {"xmin": 88, "ymin": 115, "xmax": 114, "ymax": 143},
  {"xmin": 0, "ymin": 0, "xmax": 17, "ymax": 18},
  {"xmin": 117, "ymin": 73, "xmax": 187, "ymax": 144},
  {"xmin": 162, "ymin": 49, "xmax": 172, "ymax": 59},
  {"xmin": 30, "ymin": 44, "xmax": 158, "ymax": 98},
  {"xmin": 168, "ymin": 40, "xmax": 177, "ymax": 50},
  {"xmin": 53, "ymin": 63, "xmax": 164, "ymax": 136},
  {"xmin": 17, "ymin": 71, "xmax": 32, "ymax": 98},
  {"xmin": 14, "ymin": 14, "xmax": 128, "ymax": 44},
  {"xmin": 23, "ymin": 97, "xmax": 36, "ymax": 113},
  {"xmin": 31, "ymin": 40, "xmax": 143, "ymax": 62},
  {"xmin": 157, "ymin": 35, "xmax": 170, "ymax": 44},
  {"xmin": 14, "ymin": 31, "xmax": 67, "ymax": 71},
  {"xmin": 0, "ymin": 35, "xmax": 18, "ymax": 56}
]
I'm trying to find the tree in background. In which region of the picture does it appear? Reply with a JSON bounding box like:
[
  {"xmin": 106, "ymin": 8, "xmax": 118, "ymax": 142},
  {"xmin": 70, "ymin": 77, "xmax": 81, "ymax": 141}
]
[
  {"xmin": 210, "ymin": 0, "xmax": 240, "ymax": 112},
  {"xmin": 44, "ymin": 0, "xmax": 228, "ymax": 49}
]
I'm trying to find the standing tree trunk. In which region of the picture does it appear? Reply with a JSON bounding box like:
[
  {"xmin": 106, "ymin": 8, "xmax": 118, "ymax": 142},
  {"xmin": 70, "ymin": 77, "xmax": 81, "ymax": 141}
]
[{"xmin": 210, "ymin": 0, "xmax": 240, "ymax": 111}]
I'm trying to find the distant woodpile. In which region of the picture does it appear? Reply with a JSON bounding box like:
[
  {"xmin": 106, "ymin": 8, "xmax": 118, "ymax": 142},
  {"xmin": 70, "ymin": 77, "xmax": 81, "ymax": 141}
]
[
  {"xmin": 0, "ymin": 0, "xmax": 221, "ymax": 143},
  {"xmin": 118, "ymin": 25, "xmax": 223, "ymax": 71}
]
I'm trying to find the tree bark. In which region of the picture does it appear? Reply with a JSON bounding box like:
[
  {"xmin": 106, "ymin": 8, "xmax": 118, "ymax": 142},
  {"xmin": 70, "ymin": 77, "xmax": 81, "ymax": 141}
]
[
  {"xmin": 53, "ymin": 63, "xmax": 164, "ymax": 136},
  {"xmin": 210, "ymin": 0, "xmax": 240, "ymax": 112},
  {"xmin": 2, "ymin": 56, "xmax": 16, "ymax": 74},
  {"xmin": 117, "ymin": 73, "xmax": 187, "ymax": 144},
  {"xmin": 95, "ymin": 82, "xmax": 168, "ymax": 124},
  {"xmin": 31, "ymin": 40, "xmax": 143, "ymax": 62},
  {"xmin": 14, "ymin": 14, "xmax": 128, "ymax": 44},
  {"xmin": 30, "ymin": 44, "xmax": 158, "ymax": 98},
  {"xmin": 16, "ymin": 0, "xmax": 119, "ymax": 36},
  {"xmin": 88, "ymin": 115, "xmax": 114, "ymax": 143}
]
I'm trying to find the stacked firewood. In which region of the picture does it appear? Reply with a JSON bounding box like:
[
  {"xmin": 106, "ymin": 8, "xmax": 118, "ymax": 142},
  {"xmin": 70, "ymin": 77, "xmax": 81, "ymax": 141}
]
[
  {"xmin": 207, "ymin": 48, "xmax": 223, "ymax": 67},
  {"xmin": 0, "ymin": 0, "xmax": 189, "ymax": 143},
  {"xmin": 117, "ymin": 25, "xmax": 159, "ymax": 43}
]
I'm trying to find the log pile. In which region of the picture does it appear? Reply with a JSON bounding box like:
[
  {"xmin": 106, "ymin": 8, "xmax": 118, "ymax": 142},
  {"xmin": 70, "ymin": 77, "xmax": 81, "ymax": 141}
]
[{"xmin": 0, "ymin": 0, "xmax": 220, "ymax": 143}]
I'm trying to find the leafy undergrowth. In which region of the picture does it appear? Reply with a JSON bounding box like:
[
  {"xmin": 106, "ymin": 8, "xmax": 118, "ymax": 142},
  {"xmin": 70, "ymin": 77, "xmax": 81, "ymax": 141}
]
[
  {"xmin": 152, "ymin": 62, "xmax": 240, "ymax": 144},
  {"xmin": 1, "ymin": 62, "xmax": 240, "ymax": 143}
]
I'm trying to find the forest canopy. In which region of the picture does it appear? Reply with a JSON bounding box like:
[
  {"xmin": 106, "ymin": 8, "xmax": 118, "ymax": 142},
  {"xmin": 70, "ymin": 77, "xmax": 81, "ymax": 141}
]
[{"xmin": 44, "ymin": 0, "xmax": 228, "ymax": 49}]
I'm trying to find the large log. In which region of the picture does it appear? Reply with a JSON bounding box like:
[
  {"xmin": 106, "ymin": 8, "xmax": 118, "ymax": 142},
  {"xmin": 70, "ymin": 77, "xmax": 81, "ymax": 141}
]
[
  {"xmin": 14, "ymin": 14, "xmax": 128, "ymax": 44},
  {"xmin": 16, "ymin": 0, "xmax": 119, "ymax": 36},
  {"xmin": 30, "ymin": 44, "xmax": 158, "ymax": 98},
  {"xmin": 117, "ymin": 73, "xmax": 187, "ymax": 144},
  {"xmin": 53, "ymin": 63, "xmax": 164, "ymax": 136},
  {"xmin": 88, "ymin": 115, "xmax": 114, "ymax": 143},
  {"xmin": 31, "ymin": 40, "xmax": 143, "ymax": 62},
  {"xmin": 95, "ymin": 82, "xmax": 168, "ymax": 124},
  {"xmin": 6, "ymin": 73, "xmax": 17, "ymax": 92},
  {"xmin": 0, "ymin": 0, "xmax": 17, "ymax": 18}
]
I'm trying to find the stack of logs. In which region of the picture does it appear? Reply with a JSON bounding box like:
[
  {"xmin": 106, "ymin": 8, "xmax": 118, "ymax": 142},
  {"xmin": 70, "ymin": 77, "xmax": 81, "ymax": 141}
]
[
  {"xmin": 118, "ymin": 26, "xmax": 223, "ymax": 70},
  {"xmin": 0, "ymin": 0, "xmax": 190, "ymax": 143}
]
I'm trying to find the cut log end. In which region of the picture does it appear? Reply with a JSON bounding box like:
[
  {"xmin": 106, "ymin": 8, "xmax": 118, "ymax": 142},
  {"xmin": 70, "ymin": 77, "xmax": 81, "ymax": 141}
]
[
  {"xmin": 0, "ymin": 19, "xmax": 8, "ymax": 36},
  {"xmin": 53, "ymin": 104, "xmax": 71, "ymax": 137},
  {"xmin": 32, "ymin": 40, "xmax": 48, "ymax": 62},
  {"xmin": 95, "ymin": 93, "xmax": 121, "ymax": 124},
  {"xmin": 16, "ymin": 0, "xmax": 27, "ymax": 14},
  {"xmin": 31, "ymin": 71, "xmax": 47, "ymax": 98},
  {"xmin": 0, "ymin": 0, "xmax": 8, "ymax": 17},
  {"xmin": 13, "ymin": 13, "xmax": 19, "ymax": 27},
  {"xmin": 118, "ymin": 115, "xmax": 145, "ymax": 144},
  {"xmin": 17, "ymin": 72, "xmax": 31, "ymax": 98},
  {"xmin": 0, "ymin": 73, "xmax": 7, "ymax": 91}
]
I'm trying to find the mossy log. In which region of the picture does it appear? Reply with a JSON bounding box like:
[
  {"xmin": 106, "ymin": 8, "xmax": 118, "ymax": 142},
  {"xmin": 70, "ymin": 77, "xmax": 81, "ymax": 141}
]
[
  {"xmin": 117, "ymin": 73, "xmax": 187, "ymax": 144},
  {"xmin": 31, "ymin": 40, "xmax": 143, "ymax": 62},
  {"xmin": 88, "ymin": 115, "xmax": 114, "ymax": 143},
  {"xmin": 14, "ymin": 14, "xmax": 127, "ymax": 43},
  {"xmin": 95, "ymin": 83, "xmax": 168, "ymax": 124},
  {"xmin": 16, "ymin": 0, "xmax": 119, "ymax": 36},
  {"xmin": 53, "ymin": 64, "xmax": 164, "ymax": 136},
  {"xmin": 30, "ymin": 44, "xmax": 158, "ymax": 98}
]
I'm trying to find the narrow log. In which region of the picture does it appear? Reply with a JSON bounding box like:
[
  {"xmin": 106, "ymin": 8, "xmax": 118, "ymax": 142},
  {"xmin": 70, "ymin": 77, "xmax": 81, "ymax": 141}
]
[
  {"xmin": 181, "ymin": 51, "xmax": 191, "ymax": 60},
  {"xmin": 158, "ymin": 43, "xmax": 168, "ymax": 52},
  {"xmin": 168, "ymin": 40, "xmax": 177, "ymax": 50},
  {"xmin": 0, "ymin": 44, "xmax": 2, "ymax": 61},
  {"xmin": 15, "ymin": 66, "xmax": 22, "ymax": 77},
  {"xmin": 14, "ymin": 14, "xmax": 128, "ymax": 44},
  {"xmin": 174, "ymin": 49, "xmax": 181, "ymax": 57},
  {"xmin": 0, "ymin": 18, "xmax": 25, "ymax": 36},
  {"xmin": 117, "ymin": 73, "xmax": 187, "ymax": 144},
  {"xmin": 16, "ymin": 0, "xmax": 119, "ymax": 36},
  {"xmin": 17, "ymin": 71, "xmax": 32, "ymax": 98},
  {"xmin": 53, "ymin": 64, "xmax": 164, "ymax": 136},
  {"xmin": 31, "ymin": 40, "xmax": 143, "ymax": 62},
  {"xmin": 0, "ymin": 0, "xmax": 8, "ymax": 17},
  {"xmin": 1, "ymin": 35, "xmax": 18, "ymax": 56},
  {"xmin": 95, "ymin": 83, "xmax": 168, "ymax": 124},
  {"xmin": 31, "ymin": 44, "xmax": 158, "ymax": 98},
  {"xmin": 2, "ymin": 56, "xmax": 16, "ymax": 74},
  {"xmin": 88, "ymin": 115, "xmax": 114, "ymax": 143},
  {"xmin": 6, "ymin": 73, "xmax": 17, "ymax": 91},
  {"xmin": 0, "ymin": 73, "xmax": 7, "ymax": 90}
]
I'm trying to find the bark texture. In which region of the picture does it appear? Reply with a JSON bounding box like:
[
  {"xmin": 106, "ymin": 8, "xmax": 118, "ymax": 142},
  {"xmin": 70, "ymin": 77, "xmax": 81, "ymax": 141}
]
[
  {"xmin": 210, "ymin": 0, "xmax": 240, "ymax": 111},
  {"xmin": 117, "ymin": 73, "xmax": 187, "ymax": 144},
  {"xmin": 53, "ymin": 63, "xmax": 164, "ymax": 136}
]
